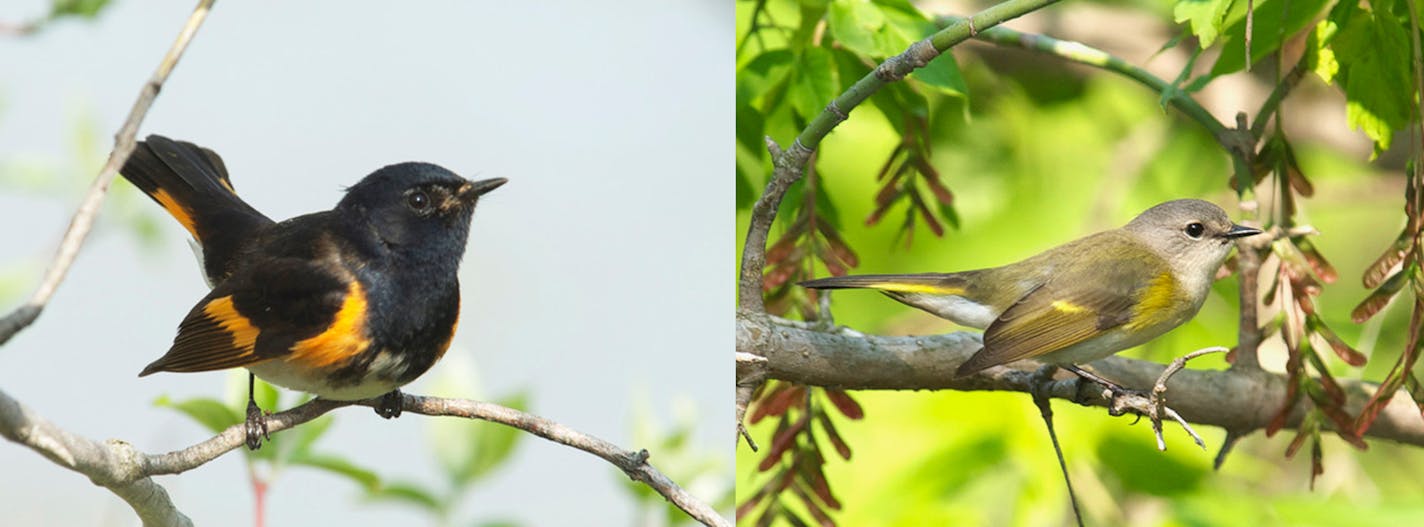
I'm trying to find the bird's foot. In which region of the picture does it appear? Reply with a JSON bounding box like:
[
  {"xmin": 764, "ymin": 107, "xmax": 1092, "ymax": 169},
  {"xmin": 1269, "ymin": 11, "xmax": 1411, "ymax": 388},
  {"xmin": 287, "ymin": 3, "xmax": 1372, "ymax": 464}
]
[
  {"xmin": 1063, "ymin": 364, "xmax": 1206, "ymax": 452},
  {"xmin": 375, "ymin": 390, "xmax": 403, "ymax": 419},
  {"xmin": 244, "ymin": 399, "xmax": 270, "ymax": 451}
]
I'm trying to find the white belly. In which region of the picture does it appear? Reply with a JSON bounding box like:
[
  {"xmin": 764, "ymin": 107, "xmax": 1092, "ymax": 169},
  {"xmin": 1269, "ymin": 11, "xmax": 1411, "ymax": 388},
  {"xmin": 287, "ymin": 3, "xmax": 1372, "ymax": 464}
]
[{"xmin": 245, "ymin": 349, "xmax": 413, "ymax": 401}]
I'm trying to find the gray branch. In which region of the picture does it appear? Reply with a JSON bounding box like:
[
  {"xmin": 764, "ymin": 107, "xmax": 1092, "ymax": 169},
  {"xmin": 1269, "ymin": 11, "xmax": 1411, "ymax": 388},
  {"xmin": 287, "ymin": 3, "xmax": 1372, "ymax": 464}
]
[
  {"xmin": 6, "ymin": 390, "xmax": 729, "ymax": 526},
  {"xmin": 738, "ymin": 313, "xmax": 1424, "ymax": 447}
]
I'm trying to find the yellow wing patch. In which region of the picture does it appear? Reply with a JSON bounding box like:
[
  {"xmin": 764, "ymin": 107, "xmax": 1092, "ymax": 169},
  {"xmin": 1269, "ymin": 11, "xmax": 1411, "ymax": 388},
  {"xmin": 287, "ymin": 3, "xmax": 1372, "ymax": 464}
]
[
  {"xmin": 203, "ymin": 295, "xmax": 258, "ymax": 354},
  {"xmin": 152, "ymin": 188, "xmax": 200, "ymax": 240},
  {"xmin": 1050, "ymin": 300, "xmax": 1086, "ymax": 314},
  {"xmin": 290, "ymin": 281, "xmax": 372, "ymax": 367}
]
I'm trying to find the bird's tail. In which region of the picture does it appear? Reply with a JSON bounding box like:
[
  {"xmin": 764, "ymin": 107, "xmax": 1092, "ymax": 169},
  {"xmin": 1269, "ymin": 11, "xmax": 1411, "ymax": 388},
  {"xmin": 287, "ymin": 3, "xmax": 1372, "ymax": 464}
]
[
  {"xmin": 120, "ymin": 135, "xmax": 273, "ymax": 280},
  {"xmin": 799, "ymin": 273, "xmax": 967, "ymax": 295}
]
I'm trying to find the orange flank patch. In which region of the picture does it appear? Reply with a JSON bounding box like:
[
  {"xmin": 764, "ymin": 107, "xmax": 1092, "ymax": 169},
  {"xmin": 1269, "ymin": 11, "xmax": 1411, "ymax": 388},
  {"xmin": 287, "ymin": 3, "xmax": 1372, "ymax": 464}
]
[
  {"xmin": 436, "ymin": 298, "xmax": 460, "ymax": 361},
  {"xmin": 1128, "ymin": 272, "xmax": 1180, "ymax": 330},
  {"xmin": 152, "ymin": 188, "xmax": 200, "ymax": 240},
  {"xmin": 204, "ymin": 296, "xmax": 259, "ymax": 354},
  {"xmin": 291, "ymin": 281, "xmax": 372, "ymax": 367}
]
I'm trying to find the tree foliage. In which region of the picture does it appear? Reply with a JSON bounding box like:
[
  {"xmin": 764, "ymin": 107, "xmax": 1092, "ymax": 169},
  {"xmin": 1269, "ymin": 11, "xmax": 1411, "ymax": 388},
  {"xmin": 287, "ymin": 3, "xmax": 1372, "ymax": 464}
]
[{"xmin": 737, "ymin": 0, "xmax": 1424, "ymax": 524}]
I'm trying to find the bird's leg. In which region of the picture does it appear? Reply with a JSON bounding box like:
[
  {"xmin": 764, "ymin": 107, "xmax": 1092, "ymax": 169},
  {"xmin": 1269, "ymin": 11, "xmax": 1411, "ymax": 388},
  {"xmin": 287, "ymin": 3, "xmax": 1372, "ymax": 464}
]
[
  {"xmin": 375, "ymin": 389, "xmax": 403, "ymax": 419},
  {"xmin": 244, "ymin": 373, "xmax": 270, "ymax": 450},
  {"xmin": 1029, "ymin": 365, "xmax": 1085, "ymax": 527},
  {"xmin": 1063, "ymin": 363, "xmax": 1210, "ymax": 451},
  {"xmin": 1061, "ymin": 364, "xmax": 1145, "ymax": 404}
]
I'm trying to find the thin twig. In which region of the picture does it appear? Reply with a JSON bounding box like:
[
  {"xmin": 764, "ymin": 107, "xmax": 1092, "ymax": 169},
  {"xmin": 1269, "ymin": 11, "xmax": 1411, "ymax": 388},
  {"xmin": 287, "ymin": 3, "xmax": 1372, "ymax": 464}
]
[
  {"xmin": 1030, "ymin": 366, "xmax": 1084, "ymax": 527},
  {"xmin": 735, "ymin": 351, "xmax": 768, "ymax": 450},
  {"xmin": 1214, "ymin": 430, "xmax": 1244, "ymax": 470},
  {"xmin": 1148, "ymin": 346, "xmax": 1228, "ymax": 450},
  {"xmin": 0, "ymin": 0, "xmax": 217, "ymax": 347}
]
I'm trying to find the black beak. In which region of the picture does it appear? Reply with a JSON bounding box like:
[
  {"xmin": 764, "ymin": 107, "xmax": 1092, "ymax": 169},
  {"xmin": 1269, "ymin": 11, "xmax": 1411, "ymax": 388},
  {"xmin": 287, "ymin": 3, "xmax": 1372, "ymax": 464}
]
[
  {"xmin": 459, "ymin": 177, "xmax": 508, "ymax": 201},
  {"xmin": 1223, "ymin": 223, "xmax": 1262, "ymax": 239}
]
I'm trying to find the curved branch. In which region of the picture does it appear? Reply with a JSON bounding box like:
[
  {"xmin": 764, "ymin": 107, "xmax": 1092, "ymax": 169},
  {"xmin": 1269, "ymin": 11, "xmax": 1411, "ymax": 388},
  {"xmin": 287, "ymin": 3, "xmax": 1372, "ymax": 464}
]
[
  {"xmin": 0, "ymin": 0, "xmax": 216, "ymax": 347},
  {"xmin": 738, "ymin": 313, "xmax": 1424, "ymax": 447},
  {"xmin": 0, "ymin": 387, "xmax": 193, "ymax": 526},
  {"xmin": 8, "ymin": 390, "xmax": 729, "ymax": 527}
]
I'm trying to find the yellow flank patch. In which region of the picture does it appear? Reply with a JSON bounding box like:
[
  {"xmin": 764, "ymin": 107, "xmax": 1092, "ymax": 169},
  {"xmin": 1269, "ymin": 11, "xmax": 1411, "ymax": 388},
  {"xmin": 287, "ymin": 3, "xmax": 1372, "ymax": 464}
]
[
  {"xmin": 204, "ymin": 296, "xmax": 258, "ymax": 354},
  {"xmin": 1128, "ymin": 272, "xmax": 1180, "ymax": 330},
  {"xmin": 872, "ymin": 283, "xmax": 965, "ymax": 296},
  {"xmin": 1051, "ymin": 300, "xmax": 1086, "ymax": 314},
  {"xmin": 152, "ymin": 189, "xmax": 200, "ymax": 240},
  {"xmin": 217, "ymin": 178, "xmax": 237, "ymax": 195},
  {"xmin": 291, "ymin": 281, "xmax": 371, "ymax": 367}
]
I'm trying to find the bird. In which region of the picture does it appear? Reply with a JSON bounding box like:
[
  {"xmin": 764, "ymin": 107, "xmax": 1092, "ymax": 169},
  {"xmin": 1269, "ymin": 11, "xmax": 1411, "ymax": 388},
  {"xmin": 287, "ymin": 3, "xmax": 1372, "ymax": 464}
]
[
  {"xmin": 119, "ymin": 134, "xmax": 505, "ymax": 449},
  {"xmin": 801, "ymin": 199, "xmax": 1261, "ymax": 383}
]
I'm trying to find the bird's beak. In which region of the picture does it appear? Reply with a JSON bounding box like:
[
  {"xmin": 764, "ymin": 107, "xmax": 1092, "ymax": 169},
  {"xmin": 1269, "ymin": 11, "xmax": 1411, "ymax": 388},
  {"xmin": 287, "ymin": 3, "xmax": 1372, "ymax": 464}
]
[
  {"xmin": 1223, "ymin": 223, "xmax": 1263, "ymax": 239},
  {"xmin": 458, "ymin": 177, "xmax": 508, "ymax": 202}
]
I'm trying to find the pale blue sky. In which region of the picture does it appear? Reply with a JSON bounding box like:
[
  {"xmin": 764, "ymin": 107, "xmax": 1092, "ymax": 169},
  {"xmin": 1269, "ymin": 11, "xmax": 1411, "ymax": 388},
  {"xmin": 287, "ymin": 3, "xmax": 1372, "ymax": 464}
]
[{"xmin": 0, "ymin": 1, "xmax": 729, "ymax": 525}]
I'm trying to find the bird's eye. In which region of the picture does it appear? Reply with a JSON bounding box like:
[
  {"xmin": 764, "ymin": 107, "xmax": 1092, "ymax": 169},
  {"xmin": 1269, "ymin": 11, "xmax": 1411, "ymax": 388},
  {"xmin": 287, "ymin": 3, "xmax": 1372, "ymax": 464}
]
[
  {"xmin": 406, "ymin": 190, "xmax": 431, "ymax": 212},
  {"xmin": 1185, "ymin": 222, "xmax": 1205, "ymax": 239}
]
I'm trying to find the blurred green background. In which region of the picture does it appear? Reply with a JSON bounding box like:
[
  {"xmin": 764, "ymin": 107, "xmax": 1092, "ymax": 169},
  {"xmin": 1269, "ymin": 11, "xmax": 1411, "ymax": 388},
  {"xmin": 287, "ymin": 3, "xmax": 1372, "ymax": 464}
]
[{"xmin": 736, "ymin": 0, "xmax": 1424, "ymax": 525}]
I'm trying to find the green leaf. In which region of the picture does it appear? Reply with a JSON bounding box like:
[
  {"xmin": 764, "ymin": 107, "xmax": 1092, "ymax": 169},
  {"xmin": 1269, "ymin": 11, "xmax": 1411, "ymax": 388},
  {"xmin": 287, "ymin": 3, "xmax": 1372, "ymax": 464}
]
[
  {"xmin": 1174, "ymin": 0, "xmax": 1236, "ymax": 47},
  {"xmin": 736, "ymin": 162, "xmax": 758, "ymax": 211},
  {"xmin": 1307, "ymin": 20, "xmax": 1341, "ymax": 84},
  {"xmin": 153, "ymin": 395, "xmax": 242, "ymax": 434},
  {"xmin": 49, "ymin": 0, "xmax": 111, "ymax": 18},
  {"xmin": 736, "ymin": 101, "xmax": 766, "ymax": 155},
  {"xmin": 429, "ymin": 389, "xmax": 530, "ymax": 489},
  {"xmin": 458, "ymin": 391, "xmax": 530, "ymax": 487},
  {"xmin": 1209, "ymin": 0, "xmax": 1332, "ymax": 76},
  {"xmin": 827, "ymin": 0, "xmax": 887, "ymax": 58},
  {"xmin": 738, "ymin": 49, "xmax": 795, "ymax": 116},
  {"xmin": 286, "ymin": 414, "xmax": 335, "ymax": 459},
  {"xmin": 473, "ymin": 521, "xmax": 523, "ymax": 527},
  {"xmin": 289, "ymin": 452, "xmax": 381, "ymax": 491},
  {"xmin": 252, "ymin": 378, "xmax": 281, "ymax": 413},
  {"xmin": 910, "ymin": 50, "xmax": 967, "ymax": 99},
  {"xmin": 364, "ymin": 480, "xmax": 443, "ymax": 512},
  {"xmin": 1097, "ymin": 434, "xmax": 1206, "ymax": 496},
  {"xmin": 789, "ymin": 47, "xmax": 838, "ymax": 120},
  {"xmin": 1331, "ymin": 7, "xmax": 1413, "ymax": 153}
]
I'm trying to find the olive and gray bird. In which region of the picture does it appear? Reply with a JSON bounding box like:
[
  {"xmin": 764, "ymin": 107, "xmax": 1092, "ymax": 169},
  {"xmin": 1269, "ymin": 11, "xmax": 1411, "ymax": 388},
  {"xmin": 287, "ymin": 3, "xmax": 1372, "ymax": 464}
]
[{"xmin": 801, "ymin": 199, "xmax": 1262, "ymax": 377}]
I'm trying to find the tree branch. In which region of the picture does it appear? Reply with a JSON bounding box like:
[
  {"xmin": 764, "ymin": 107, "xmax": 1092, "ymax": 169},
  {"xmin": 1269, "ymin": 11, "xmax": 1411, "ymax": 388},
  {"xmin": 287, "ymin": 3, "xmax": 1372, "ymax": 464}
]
[
  {"xmin": 736, "ymin": 0, "xmax": 1065, "ymax": 315},
  {"xmin": 738, "ymin": 313, "xmax": 1424, "ymax": 447},
  {"xmin": 0, "ymin": 0, "xmax": 216, "ymax": 347},
  {"xmin": 6, "ymin": 390, "xmax": 729, "ymax": 527},
  {"xmin": 0, "ymin": 387, "xmax": 194, "ymax": 526}
]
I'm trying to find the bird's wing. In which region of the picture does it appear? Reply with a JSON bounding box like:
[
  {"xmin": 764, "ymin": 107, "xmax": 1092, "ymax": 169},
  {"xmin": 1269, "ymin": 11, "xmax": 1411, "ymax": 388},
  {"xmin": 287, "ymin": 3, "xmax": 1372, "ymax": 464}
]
[
  {"xmin": 956, "ymin": 253, "xmax": 1165, "ymax": 376},
  {"xmin": 139, "ymin": 257, "xmax": 364, "ymax": 375}
]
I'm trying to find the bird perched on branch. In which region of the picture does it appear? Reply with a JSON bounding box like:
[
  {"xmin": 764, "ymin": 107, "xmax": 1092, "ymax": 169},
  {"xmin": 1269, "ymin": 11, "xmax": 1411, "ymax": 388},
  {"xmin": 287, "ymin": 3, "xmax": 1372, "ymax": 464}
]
[
  {"xmin": 120, "ymin": 135, "xmax": 505, "ymax": 449},
  {"xmin": 801, "ymin": 199, "xmax": 1260, "ymax": 385}
]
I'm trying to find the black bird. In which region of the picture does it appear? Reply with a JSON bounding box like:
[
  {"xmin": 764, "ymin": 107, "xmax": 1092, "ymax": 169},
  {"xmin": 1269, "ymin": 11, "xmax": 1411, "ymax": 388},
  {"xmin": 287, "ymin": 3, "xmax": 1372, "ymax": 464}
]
[{"xmin": 120, "ymin": 135, "xmax": 505, "ymax": 449}]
